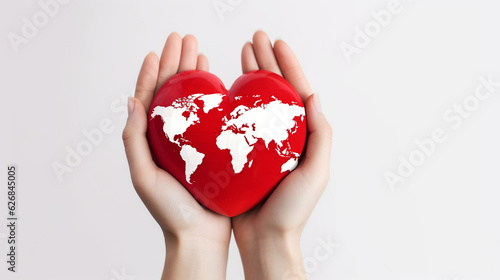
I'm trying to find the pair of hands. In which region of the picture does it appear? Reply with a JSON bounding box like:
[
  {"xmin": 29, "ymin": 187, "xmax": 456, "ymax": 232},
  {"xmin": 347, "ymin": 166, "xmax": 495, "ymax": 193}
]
[{"xmin": 122, "ymin": 31, "xmax": 332, "ymax": 280}]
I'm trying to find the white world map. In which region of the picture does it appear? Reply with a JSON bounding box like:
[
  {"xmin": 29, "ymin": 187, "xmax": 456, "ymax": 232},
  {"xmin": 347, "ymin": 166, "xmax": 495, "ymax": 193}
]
[{"xmin": 151, "ymin": 93, "xmax": 305, "ymax": 183}]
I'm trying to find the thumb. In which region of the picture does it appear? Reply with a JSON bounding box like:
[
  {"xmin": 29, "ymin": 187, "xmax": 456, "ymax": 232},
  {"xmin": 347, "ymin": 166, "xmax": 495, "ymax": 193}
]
[
  {"xmin": 298, "ymin": 94, "xmax": 333, "ymax": 185},
  {"xmin": 122, "ymin": 97, "xmax": 157, "ymax": 189}
]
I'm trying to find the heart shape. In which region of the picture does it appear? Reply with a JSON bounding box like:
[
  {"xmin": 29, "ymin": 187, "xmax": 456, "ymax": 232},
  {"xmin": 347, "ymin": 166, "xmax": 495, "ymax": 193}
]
[{"xmin": 147, "ymin": 70, "xmax": 306, "ymax": 217}]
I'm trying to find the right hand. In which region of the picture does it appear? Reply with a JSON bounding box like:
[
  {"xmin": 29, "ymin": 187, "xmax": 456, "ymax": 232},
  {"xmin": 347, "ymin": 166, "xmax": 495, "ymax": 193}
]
[{"xmin": 231, "ymin": 31, "xmax": 333, "ymax": 280}]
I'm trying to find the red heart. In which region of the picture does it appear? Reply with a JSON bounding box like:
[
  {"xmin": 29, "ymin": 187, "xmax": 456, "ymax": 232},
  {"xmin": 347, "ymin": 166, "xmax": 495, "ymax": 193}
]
[{"xmin": 147, "ymin": 70, "xmax": 306, "ymax": 217}]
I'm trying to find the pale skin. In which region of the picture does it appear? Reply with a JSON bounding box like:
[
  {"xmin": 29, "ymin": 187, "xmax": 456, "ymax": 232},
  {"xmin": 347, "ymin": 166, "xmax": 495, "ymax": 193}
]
[{"xmin": 122, "ymin": 31, "xmax": 332, "ymax": 280}]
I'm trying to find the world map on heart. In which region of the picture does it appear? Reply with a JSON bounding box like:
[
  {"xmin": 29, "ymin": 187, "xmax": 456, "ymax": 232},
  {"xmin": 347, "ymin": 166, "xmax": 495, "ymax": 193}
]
[{"xmin": 151, "ymin": 93, "xmax": 305, "ymax": 184}]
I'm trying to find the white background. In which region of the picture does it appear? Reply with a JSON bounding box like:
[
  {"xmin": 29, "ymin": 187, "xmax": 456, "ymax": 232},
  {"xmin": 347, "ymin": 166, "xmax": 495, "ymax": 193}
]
[{"xmin": 1, "ymin": 0, "xmax": 499, "ymax": 279}]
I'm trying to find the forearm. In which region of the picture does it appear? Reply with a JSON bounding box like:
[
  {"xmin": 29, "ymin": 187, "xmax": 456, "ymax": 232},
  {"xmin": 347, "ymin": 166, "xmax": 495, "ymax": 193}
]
[
  {"xmin": 237, "ymin": 233, "xmax": 306, "ymax": 280},
  {"xmin": 162, "ymin": 233, "xmax": 229, "ymax": 280}
]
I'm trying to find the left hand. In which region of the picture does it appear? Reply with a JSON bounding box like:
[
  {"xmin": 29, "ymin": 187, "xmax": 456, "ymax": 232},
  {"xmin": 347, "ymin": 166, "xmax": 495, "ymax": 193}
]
[{"xmin": 122, "ymin": 33, "xmax": 231, "ymax": 280}]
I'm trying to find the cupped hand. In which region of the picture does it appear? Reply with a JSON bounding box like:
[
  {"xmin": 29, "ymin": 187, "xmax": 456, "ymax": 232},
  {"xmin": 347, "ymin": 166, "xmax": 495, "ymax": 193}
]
[
  {"xmin": 232, "ymin": 31, "xmax": 333, "ymax": 279},
  {"xmin": 122, "ymin": 33, "xmax": 231, "ymax": 247}
]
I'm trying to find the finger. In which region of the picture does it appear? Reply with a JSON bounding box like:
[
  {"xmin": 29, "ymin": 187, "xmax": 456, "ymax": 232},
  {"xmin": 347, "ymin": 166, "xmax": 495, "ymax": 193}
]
[
  {"xmin": 178, "ymin": 34, "xmax": 198, "ymax": 72},
  {"xmin": 258, "ymin": 94, "xmax": 331, "ymax": 227},
  {"xmin": 241, "ymin": 42, "xmax": 258, "ymax": 73},
  {"xmin": 156, "ymin": 32, "xmax": 182, "ymax": 92},
  {"xmin": 298, "ymin": 94, "xmax": 332, "ymax": 184},
  {"xmin": 274, "ymin": 39, "xmax": 312, "ymax": 102},
  {"xmin": 122, "ymin": 97, "xmax": 159, "ymax": 193},
  {"xmin": 252, "ymin": 31, "xmax": 282, "ymax": 75},
  {"xmin": 135, "ymin": 52, "xmax": 159, "ymax": 113},
  {"xmin": 196, "ymin": 54, "xmax": 209, "ymax": 71}
]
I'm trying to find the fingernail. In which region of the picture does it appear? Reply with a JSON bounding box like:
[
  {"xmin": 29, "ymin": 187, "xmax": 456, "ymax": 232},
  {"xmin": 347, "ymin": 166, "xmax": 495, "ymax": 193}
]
[
  {"xmin": 313, "ymin": 94, "xmax": 322, "ymax": 113},
  {"xmin": 128, "ymin": 97, "xmax": 135, "ymax": 115}
]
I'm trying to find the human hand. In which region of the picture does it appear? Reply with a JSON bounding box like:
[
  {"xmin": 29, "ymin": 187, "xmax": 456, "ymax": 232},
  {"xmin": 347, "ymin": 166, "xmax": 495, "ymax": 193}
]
[
  {"xmin": 122, "ymin": 33, "xmax": 231, "ymax": 280},
  {"xmin": 231, "ymin": 31, "xmax": 333, "ymax": 279}
]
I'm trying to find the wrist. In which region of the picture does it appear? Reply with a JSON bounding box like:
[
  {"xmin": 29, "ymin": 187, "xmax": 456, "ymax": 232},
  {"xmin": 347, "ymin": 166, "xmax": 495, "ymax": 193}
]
[
  {"xmin": 164, "ymin": 229, "xmax": 230, "ymax": 251},
  {"xmin": 162, "ymin": 233, "xmax": 229, "ymax": 280},
  {"xmin": 236, "ymin": 232, "xmax": 306, "ymax": 280}
]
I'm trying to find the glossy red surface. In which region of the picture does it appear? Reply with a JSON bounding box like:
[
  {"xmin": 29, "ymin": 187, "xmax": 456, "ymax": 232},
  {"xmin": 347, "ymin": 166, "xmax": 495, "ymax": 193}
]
[{"xmin": 147, "ymin": 70, "xmax": 306, "ymax": 217}]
